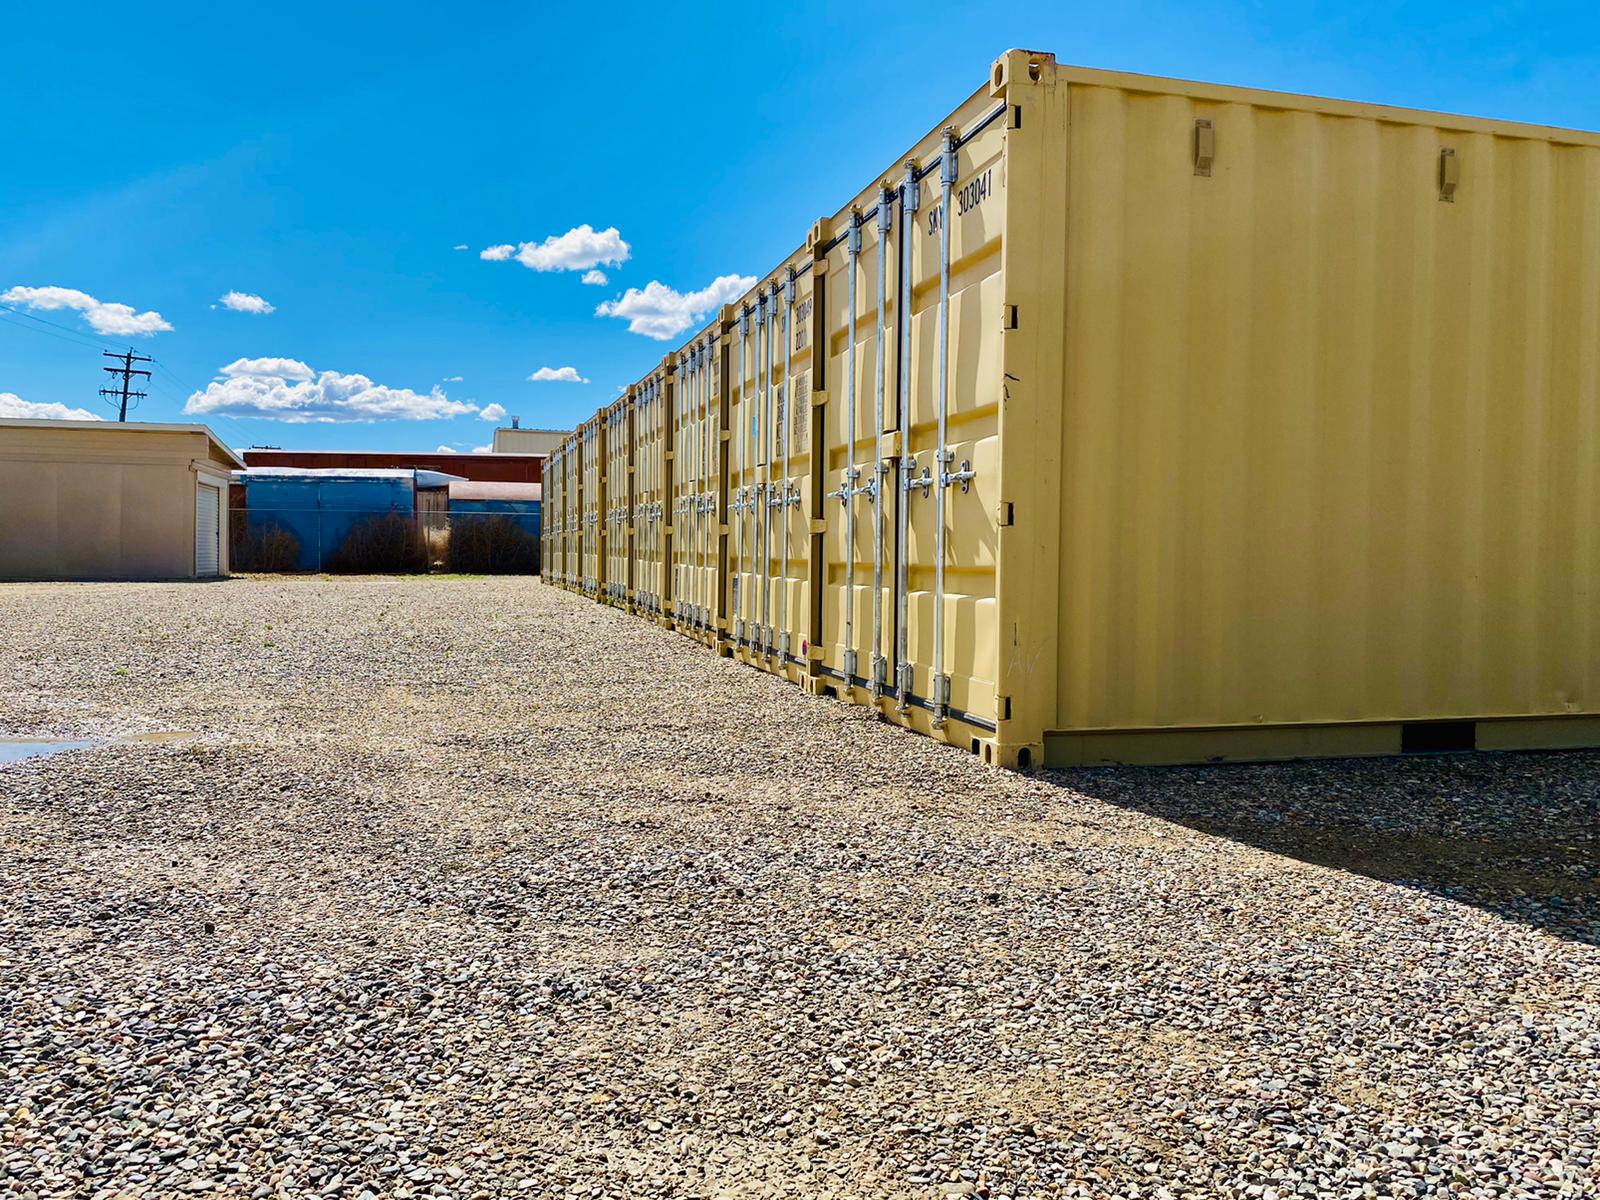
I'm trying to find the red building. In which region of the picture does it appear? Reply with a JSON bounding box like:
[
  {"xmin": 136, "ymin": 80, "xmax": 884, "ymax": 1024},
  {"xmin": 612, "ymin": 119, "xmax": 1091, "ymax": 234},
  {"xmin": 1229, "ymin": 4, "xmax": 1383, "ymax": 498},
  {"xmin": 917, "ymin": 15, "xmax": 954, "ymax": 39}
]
[{"xmin": 242, "ymin": 448, "xmax": 543, "ymax": 485}]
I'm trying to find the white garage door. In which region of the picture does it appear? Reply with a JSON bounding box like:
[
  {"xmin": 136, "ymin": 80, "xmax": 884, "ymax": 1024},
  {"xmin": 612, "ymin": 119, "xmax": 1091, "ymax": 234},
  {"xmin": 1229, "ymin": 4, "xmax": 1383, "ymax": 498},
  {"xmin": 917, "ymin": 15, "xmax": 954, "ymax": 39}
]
[{"xmin": 196, "ymin": 482, "xmax": 221, "ymax": 576}]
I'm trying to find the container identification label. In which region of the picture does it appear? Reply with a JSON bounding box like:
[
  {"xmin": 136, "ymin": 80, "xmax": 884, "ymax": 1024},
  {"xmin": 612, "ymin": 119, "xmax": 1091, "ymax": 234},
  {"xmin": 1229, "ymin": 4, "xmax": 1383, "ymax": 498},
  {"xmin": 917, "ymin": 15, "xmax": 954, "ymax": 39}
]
[{"xmin": 927, "ymin": 168, "xmax": 993, "ymax": 235}]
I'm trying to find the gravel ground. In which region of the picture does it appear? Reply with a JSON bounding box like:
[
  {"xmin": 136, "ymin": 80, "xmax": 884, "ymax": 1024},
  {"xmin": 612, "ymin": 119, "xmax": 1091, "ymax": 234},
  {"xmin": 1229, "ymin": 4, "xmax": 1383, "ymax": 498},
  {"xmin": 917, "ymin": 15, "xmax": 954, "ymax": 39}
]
[{"xmin": 1, "ymin": 576, "xmax": 1596, "ymax": 1200}]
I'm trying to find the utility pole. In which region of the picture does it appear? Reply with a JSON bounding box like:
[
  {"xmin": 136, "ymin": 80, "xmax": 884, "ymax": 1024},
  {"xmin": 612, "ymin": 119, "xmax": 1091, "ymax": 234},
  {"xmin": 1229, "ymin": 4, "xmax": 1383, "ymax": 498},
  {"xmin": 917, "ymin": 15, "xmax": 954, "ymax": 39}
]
[{"xmin": 100, "ymin": 348, "xmax": 152, "ymax": 422}]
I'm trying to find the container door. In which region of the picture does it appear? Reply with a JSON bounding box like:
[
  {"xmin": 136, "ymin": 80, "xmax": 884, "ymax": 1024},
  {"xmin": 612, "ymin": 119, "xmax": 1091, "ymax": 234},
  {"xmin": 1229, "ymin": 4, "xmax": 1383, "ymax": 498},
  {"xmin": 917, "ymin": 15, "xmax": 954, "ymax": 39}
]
[
  {"xmin": 195, "ymin": 482, "xmax": 221, "ymax": 576},
  {"xmin": 896, "ymin": 121, "xmax": 1005, "ymax": 732},
  {"xmin": 642, "ymin": 375, "xmax": 663, "ymax": 613},
  {"xmin": 671, "ymin": 356, "xmax": 687, "ymax": 625},
  {"xmin": 672, "ymin": 350, "xmax": 707, "ymax": 632},
  {"xmin": 818, "ymin": 191, "xmax": 900, "ymax": 696},
  {"xmin": 773, "ymin": 263, "xmax": 814, "ymax": 676},
  {"xmin": 727, "ymin": 305, "xmax": 758, "ymax": 653}
]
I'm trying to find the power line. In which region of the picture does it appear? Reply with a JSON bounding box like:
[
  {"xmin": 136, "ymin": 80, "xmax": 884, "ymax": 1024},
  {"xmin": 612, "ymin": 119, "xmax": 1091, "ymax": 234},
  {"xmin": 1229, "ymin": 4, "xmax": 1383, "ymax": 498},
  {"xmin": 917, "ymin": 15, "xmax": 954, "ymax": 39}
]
[
  {"xmin": 150, "ymin": 357, "xmax": 207, "ymax": 400},
  {"xmin": 0, "ymin": 301, "xmax": 126, "ymax": 354},
  {"xmin": 0, "ymin": 310, "xmax": 111, "ymax": 354},
  {"xmin": 100, "ymin": 349, "xmax": 152, "ymax": 422},
  {"xmin": 0, "ymin": 304, "xmax": 203, "ymax": 410}
]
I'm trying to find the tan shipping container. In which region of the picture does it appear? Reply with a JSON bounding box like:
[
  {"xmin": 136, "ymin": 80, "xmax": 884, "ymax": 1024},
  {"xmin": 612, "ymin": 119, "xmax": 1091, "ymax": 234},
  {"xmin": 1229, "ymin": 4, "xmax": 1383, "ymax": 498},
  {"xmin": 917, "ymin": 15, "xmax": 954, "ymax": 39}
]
[
  {"xmin": 566, "ymin": 438, "xmax": 585, "ymax": 598},
  {"xmin": 540, "ymin": 441, "xmax": 557, "ymax": 578},
  {"xmin": 559, "ymin": 50, "xmax": 1600, "ymax": 767},
  {"xmin": 578, "ymin": 418, "xmax": 602, "ymax": 597},
  {"xmin": 732, "ymin": 273, "xmax": 819, "ymax": 684},
  {"xmin": 630, "ymin": 361, "xmax": 673, "ymax": 619},
  {"xmin": 725, "ymin": 260, "xmax": 822, "ymax": 684},
  {"xmin": 601, "ymin": 394, "xmax": 633, "ymax": 606},
  {"xmin": 669, "ymin": 333, "xmax": 724, "ymax": 644}
]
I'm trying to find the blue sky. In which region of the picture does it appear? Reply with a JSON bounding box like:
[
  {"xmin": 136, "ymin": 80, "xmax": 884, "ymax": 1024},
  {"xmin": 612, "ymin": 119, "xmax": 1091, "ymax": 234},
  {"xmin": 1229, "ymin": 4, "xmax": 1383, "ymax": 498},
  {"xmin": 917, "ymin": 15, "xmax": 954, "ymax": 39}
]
[{"xmin": 2, "ymin": 1, "xmax": 1597, "ymax": 453}]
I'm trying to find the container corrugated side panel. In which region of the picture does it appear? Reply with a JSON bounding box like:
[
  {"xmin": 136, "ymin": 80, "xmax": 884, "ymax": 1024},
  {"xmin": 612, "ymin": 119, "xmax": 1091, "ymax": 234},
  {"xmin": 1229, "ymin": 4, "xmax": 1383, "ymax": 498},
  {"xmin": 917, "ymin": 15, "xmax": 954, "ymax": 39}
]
[{"xmin": 1042, "ymin": 67, "xmax": 1600, "ymax": 751}]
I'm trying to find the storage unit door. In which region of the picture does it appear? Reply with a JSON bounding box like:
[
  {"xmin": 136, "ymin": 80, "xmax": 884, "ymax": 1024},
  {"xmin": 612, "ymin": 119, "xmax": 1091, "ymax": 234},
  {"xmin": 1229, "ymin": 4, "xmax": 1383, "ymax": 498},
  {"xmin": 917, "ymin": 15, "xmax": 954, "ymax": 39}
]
[
  {"xmin": 895, "ymin": 109, "xmax": 1006, "ymax": 734},
  {"xmin": 727, "ymin": 305, "xmax": 760, "ymax": 655},
  {"xmin": 818, "ymin": 185, "xmax": 902, "ymax": 699},
  {"xmin": 630, "ymin": 374, "xmax": 665, "ymax": 615},
  {"xmin": 671, "ymin": 341, "xmax": 717, "ymax": 637},
  {"xmin": 196, "ymin": 482, "xmax": 221, "ymax": 576},
  {"xmin": 771, "ymin": 263, "xmax": 815, "ymax": 678}
]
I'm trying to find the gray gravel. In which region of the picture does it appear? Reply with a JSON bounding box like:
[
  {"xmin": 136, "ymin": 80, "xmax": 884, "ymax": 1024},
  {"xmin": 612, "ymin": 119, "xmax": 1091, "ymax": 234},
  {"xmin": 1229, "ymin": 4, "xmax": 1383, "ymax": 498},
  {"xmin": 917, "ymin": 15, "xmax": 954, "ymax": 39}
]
[{"xmin": 0, "ymin": 575, "xmax": 1596, "ymax": 1200}]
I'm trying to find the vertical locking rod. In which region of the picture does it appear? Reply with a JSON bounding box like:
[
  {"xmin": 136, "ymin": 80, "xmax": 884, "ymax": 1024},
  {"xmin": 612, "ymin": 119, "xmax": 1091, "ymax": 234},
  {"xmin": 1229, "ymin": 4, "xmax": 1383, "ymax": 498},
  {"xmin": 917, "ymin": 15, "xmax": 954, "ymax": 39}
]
[
  {"xmin": 870, "ymin": 191, "xmax": 892, "ymax": 698},
  {"xmin": 932, "ymin": 131, "xmax": 957, "ymax": 725},
  {"xmin": 842, "ymin": 212, "xmax": 861, "ymax": 680},
  {"xmin": 895, "ymin": 160, "xmax": 919, "ymax": 712}
]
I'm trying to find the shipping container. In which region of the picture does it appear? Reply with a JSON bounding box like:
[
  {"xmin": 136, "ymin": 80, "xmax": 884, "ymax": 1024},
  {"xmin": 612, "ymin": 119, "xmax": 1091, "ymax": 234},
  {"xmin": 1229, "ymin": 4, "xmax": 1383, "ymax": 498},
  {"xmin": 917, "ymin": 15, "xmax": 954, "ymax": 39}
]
[
  {"xmin": 541, "ymin": 442, "xmax": 560, "ymax": 579},
  {"xmin": 579, "ymin": 417, "xmax": 603, "ymax": 596},
  {"xmin": 723, "ymin": 258, "xmax": 821, "ymax": 683},
  {"xmin": 669, "ymin": 333, "xmax": 724, "ymax": 645},
  {"xmin": 630, "ymin": 361, "xmax": 673, "ymax": 619},
  {"xmin": 551, "ymin": 51, "xmax": 1600, "ymax": 767},
  {"xmin": 563, "ymin": 433, "xmax": 581, "ymax": 589},
  {"xmin": 552, "ymin": 433, "xmax": 572, "ymax": 588},
  {"xmin": 601, "ymin": 395, "xmax": 632, "ymax": 606}
]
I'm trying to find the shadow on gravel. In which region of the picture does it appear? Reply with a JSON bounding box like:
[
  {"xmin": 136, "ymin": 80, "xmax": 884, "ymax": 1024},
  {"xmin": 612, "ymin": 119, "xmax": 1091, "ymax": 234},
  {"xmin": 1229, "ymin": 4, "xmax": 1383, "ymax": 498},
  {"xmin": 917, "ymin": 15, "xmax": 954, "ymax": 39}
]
[{"xmin": 1045, "ymin": 750, "xmax": 1600, "ymax": 946}]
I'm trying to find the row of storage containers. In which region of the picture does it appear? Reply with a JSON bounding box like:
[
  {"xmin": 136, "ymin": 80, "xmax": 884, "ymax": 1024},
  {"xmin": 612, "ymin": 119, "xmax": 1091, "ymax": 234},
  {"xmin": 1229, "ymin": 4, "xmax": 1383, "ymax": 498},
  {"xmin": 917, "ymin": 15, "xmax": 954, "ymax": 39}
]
[{"xmin": 544, "ymin": 50, "xmax": 1600, "ymax": 767}]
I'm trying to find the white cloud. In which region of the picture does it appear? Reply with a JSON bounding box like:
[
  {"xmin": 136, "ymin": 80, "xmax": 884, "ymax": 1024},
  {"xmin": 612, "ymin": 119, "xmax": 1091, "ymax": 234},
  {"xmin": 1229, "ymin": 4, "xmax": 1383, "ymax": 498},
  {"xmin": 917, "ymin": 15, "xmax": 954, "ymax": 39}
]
[
  {"xmin": 443, "ymin": 375, "xmax": 463, "ymax": 382},
  {"xmin": 2, "ymin": 285, "xmax": 172, "ymax": 336},
  {"xmin": 480, "ymin": 402, "xmax": 507, "ymax": 423},
  {"xmin": 480, "ymin": 225, "xmax": 630, "ymax": 273},
  {"xmin": 581, "ymin": 269, "xmax": 608, "ymax": 286},
  {"xmin": 595, "ymin": 273, "xmax": 754, "ymax": 340},
  {"xmin": 453, "ymin": 244, "xmax": 469, "ymax": 251},
  {"xmin": 528, "ymin": 366, "xmax": 589, "ymax": 384},
  {"xmin": 218, "ymin": 290, "xmax": 275, "ymax": 315},
  {"xmin": 472, "ymin": 444, "xmax": 492, "ymax": 454},
  {"xmin": 221, "ymin": 356, "xmax": 315, "ymax": 382},
  {"xmin": 185, "ymin": 359, "xmax": 478, "ymax": 424},
  {"xmin": 0, "ymin": 392, "xmax": 102, "ymax": 421},
  {"xmin": 435, "ymin": 444, "xmax": 457, "ymax": 453}
]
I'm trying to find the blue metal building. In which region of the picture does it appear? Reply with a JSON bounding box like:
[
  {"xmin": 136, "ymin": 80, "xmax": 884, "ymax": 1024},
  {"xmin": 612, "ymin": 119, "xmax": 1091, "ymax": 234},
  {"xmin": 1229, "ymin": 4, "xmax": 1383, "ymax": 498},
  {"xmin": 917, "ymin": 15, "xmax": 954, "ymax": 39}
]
[{"xmin": 233, "ymin": 468, "xmax": 460, "ymax": 571}]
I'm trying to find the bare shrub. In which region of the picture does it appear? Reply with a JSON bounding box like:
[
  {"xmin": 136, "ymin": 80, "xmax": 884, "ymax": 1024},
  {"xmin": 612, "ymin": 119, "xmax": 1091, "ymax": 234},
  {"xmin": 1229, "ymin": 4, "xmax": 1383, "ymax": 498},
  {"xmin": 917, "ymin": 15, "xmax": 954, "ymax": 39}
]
[
  {"xmin": 447, "ymin": 514, "xmax": 540, "ymax": 574},
  {"xmin": 325, "ymin": 514, "xmax": 429, "ymax": 574},
  {"xmin": 232, "ymin": 522, "xmax": 303, "ymax": 572}
]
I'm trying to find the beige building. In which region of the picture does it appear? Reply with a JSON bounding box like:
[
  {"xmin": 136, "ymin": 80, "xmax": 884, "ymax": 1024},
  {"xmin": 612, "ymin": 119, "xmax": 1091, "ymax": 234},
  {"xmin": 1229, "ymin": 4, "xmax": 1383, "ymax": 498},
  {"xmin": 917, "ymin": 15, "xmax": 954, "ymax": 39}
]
[
  {"xmin": 490, "ymin": 422, "xmax": 569, "ymax": 455},
  {"xmin": 0, "ymin": 419, "xmax": 243, "ymax": 581}
]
